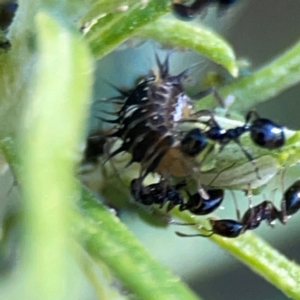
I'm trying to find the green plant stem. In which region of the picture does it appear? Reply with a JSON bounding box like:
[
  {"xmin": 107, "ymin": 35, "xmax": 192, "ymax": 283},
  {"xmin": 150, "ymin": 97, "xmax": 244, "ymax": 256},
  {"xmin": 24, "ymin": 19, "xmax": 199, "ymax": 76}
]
[
  {"xmin": 194, "ymin": 38, "xmax": 300, "ymax": 112},
  {"xmin": 139, "ymin": 18, "xmax": 238, "ymax": 76},
  {"xmin": 174, "ymin": 210, "xmax": 300, "ymax": 299},
  {"xmin": 19, "ymin": 11, "xmax": 92, "ymax": 300},
  {"xmin": 79, "ymin": 0, "xmax": 140, "ymax": 25},
  {"xmin": 75, "ymin": 187, "xmax": 200, "ymax": 300},
  {"xmin": 85, "ymin": 0, "xmax": 169, "ymax": 58}
]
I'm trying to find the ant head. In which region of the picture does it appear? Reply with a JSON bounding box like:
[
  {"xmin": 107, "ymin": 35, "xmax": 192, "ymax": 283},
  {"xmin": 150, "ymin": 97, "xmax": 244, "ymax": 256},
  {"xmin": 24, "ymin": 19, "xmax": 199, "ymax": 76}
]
[
  {"xmin": 180, "ymin": 128, "xmax": 208, "ymax": 156},
  {"xmin": 219, "ymin": 0, "xmax": 238, "ymax": 5},
  {"xmin": 189, "ymin": 189, "xmax": 224, "ymax": 215},
  {"xmin": 209, "ymin": 219, "xmax": 244, "ymax": 238},
  {"xmin": 250, "ymin": 118, "xmax": 285, "ymax": 150},
  {"xmin": 172, "ymin": 3, "xmax": 197, "ymax": 20}
]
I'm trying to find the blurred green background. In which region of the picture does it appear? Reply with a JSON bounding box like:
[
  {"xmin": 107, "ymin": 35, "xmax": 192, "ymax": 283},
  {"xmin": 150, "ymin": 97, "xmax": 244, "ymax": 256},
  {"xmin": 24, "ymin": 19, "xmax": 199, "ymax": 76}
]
[{"xmin": 1, "ymin": 0, "xmax": 300, "ymax": 299}]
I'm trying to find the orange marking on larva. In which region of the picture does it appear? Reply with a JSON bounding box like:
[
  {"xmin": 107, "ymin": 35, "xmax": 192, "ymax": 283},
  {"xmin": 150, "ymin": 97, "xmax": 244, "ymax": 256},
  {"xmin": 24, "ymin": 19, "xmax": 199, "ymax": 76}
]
[{"xmin": 155, "ymin": 147, "xmax": 194, "ymax": 178}]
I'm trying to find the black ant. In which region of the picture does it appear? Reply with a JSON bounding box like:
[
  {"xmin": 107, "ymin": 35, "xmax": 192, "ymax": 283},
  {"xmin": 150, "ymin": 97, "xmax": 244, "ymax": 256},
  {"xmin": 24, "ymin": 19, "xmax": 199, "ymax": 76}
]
[
  {"xmin": 0, "ymin": 2, "xmax": 18, "ymax": 31},
  {"xmin": 199, "ymin": 110, "xmax": 285, "ymax": 179},
  {"xmin": 83, "ymin": 130, "xmax": 111, "ymax": 164},
  {"xmin": 0, "ymin": 40, "xmax": 11, "ymax": 51},
  {"xmin": 172, "ymin": 0, "xmax": 238, "ymax": 20},
  {"xmin": 130, "ymin": 178, "xmax": 224, "ymax": 214},
  {"xmin": 0, "ymin": 2, "xmax": 18, "ymax": 50},
  {"xmin": 175, "ymin": 180, "xmax": 300, "ymax": 238}
]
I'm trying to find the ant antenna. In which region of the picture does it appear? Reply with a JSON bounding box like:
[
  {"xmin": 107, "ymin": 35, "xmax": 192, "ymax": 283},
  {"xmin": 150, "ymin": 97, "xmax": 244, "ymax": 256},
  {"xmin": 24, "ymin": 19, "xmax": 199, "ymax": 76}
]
[
  {"xmin": 207, "ymin": 162, "xmax": 236, "ymax": 186},
  {"xmin": 175, "ymin": 231, "xmax": 213, "ymax": 238},
  {"xmin": 170, "ymin": 220, "xmax": 198, "ymax": 226},
  {"xmin": 230, "ymin": 190, "xmax": 241, "ymax": 221}
]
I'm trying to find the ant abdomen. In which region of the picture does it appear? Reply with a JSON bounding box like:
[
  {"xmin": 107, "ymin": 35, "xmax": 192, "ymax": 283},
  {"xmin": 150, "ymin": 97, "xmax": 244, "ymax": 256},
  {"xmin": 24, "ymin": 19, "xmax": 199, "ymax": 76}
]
[
  {"xmin": 284, "ymin": 180, "xmax": 300, "ymax": 216},
  {"xmin": 250, "ymin": 118, "xmax": 285, "ymax": 150},
  {"xmin": 182, "ymin": 189, "xmax": 224, "ymax": 215},
  {"xmin": 209, "ymin": 219, "xmax": 244, "ymax": 238}
]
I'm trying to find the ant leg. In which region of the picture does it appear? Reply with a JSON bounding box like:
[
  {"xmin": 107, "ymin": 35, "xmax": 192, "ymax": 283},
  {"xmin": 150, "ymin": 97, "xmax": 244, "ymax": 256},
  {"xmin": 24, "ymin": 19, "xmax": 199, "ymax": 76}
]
[
  {"xmin": 279, "ymin": 168, "xmax": 288, "ymax": 224},
  {"xmin": 230, "ymin": 190, "xmax": 241, "ymax": 221},
  {"xmin": 172, "ymin": 219, "xmax": 213, "ymax": 237},
  {"xmin": 247, "ymin": 184, "xmax": 253, "ymax": 209},
  {"xmin": 191, "ymin": 109, "xmax": 221, "ymax": 130},
  {"xmin": 193, "ymin": 87, "xmax": 230, "ymax": 109},
  {"xmin": 211, "ymin": 87, "xmax": 226, "ymax": 108},
  {"xmin": 234, "ymin": 138, "xmax": 262, "ymax": 180},
  {"xmin": 281, "ymin": 193, "xmax": 288, "ymax": 225},
  {"xmin": 176, "ymin": 218, "xmax": 245, "ymax": 238},
  {"xmin": 190, "ymin": 108, "xmax": 214, "ymax": 119},
  {"xmin": 208, "ymin": 162, "xmax": 236, "ymax": 186},
  {"xmin": 245, "ymin": 110, "xmax": 260, "ymax": 124},
  {"xmin": 170, "ymin": 220, "xmax": 198, "ymax": 226},
  {"xmin": 246, "ymin": 183, "xmax": 254, "ymax": 221},
  {"xmin": 193, "ymin": 87, "xmax": 216, "ymax": 101},
  {"xmin": 194, "ymin": 174, "xmax": 209, "ymax": 200}
]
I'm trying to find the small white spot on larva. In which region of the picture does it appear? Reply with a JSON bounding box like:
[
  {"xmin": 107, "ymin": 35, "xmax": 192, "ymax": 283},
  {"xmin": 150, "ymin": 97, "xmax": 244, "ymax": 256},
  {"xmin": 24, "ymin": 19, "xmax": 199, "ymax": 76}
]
[
  {"xmin": 141, "ymin": 109, "xmax": 147, "ymax": 113},
  {"xmin": 125, "ymin": 138, "xmax": 131, "ymax": 143}
]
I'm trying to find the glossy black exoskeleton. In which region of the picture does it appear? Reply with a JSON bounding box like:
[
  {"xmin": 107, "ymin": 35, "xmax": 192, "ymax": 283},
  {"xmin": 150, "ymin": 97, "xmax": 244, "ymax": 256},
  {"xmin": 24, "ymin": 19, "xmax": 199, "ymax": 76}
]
[
  {"xmin": 180, "ymin": 128, "xmax": 208, "ymax": 157},
  {"xmin": 83, "ymin": 130, "xmax": 109, "ymax": 164},
  {"xmin": 0, "ymin": 2, "xmax": 18, "ymax": 50},
  {"xmin": 172, "ymin": 0, "xmax": 238, "ymax": 20},
  {"xmin": 202, "ymin": 110, "xmax": 285, "ymax": 179},
  {"xmin": 181, "ymin": 189, "xmax": 224, "ymax": 215},
  {"xmin": 283, "ymin": 180, "xmax": 300, "ymax": 217},
  {"xmin": 131, "ymin": 178, "xmax": 224, "ymax": 214},
  {"xmin": 176, "ymin": 180, "xmax": 300, "ymax": 238},
  {"xmin": 204, "ymin": 111, "xmax": 284, "ymax": 151},
  {"xmin": 175, "ymin": 218, "xmax": 244, "ymax": 238},
  {"xmin": 0, "ymin": 2, "xmax": 18, "ymax": 31},
  {"xmin": 249, "ymin": 117, "xmax": 285, "ymax": 149},
  {"xmin": 130, "ymin": 179, "xmax": 184, "ymax": 209},
  {"xmin": 0, "ymin": 40, "xmax": 11, "ymax": 50}
]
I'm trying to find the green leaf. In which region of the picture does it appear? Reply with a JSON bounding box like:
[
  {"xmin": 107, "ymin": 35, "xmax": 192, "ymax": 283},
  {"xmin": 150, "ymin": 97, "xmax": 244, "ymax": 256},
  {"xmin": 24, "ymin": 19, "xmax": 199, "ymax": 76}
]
[
  {"xmin": 84, "ymin": 0, "xmax": 169, "ymax": 58},
  {"xmin": 194, "ymin": 38, "xmax": 300, "ymax": 112},
  {"xmin": 139, "ymin": 18, "xmax": 238, "ymax": 76}
]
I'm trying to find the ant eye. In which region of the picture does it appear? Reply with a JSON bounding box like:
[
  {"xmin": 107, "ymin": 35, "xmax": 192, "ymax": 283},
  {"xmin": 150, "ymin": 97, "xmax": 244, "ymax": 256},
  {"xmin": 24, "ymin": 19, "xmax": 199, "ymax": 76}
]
[{"xmin": 250, "ymin": 118, "xmax": 285, "ymax": 149}]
